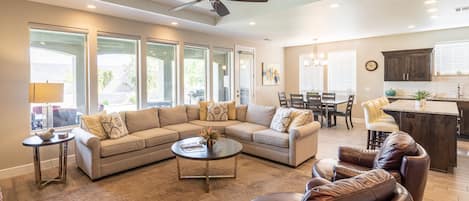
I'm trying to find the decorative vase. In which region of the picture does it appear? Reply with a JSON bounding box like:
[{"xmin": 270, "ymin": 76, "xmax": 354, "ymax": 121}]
[
  {"xmin": 385, "ymin": 88, "xmax": 397, "ymax": 96},
  {"xmin": 415, "ymin": 99, "xmax": 426, "ymax": 109},
  {"xmin": 206, "ymin": 139, "xmax": 216, "ymax": 149}
]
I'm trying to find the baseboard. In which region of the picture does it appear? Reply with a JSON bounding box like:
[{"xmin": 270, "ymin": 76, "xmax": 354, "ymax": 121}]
[{"xmin": 0, "ymin": 155, "xmax": 75, "ymax": 180}]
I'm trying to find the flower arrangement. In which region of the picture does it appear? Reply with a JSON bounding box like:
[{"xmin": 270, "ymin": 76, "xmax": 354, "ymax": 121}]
[{"xmin": 200, "ymin": 127, "xmax": 220, "ymax": 148}]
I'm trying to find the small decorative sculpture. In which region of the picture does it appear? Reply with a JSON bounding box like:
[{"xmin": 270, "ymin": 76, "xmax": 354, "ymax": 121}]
[
  {"xmin": 200, "ymin": 127, "xmax": 220, "ymax": 149},
  {"xmin": 35, "ymin": 128, "xmax": 55, "ymax": 141}
]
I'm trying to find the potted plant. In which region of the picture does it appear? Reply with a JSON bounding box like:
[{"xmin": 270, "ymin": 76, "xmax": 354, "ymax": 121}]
[
  {"xmin": 414, "ymin": 90, "xmax": 430, "ymax": 108},
  {"xmin": 200, "ymin": 127, "xmax": 220, "ymax": 149}
]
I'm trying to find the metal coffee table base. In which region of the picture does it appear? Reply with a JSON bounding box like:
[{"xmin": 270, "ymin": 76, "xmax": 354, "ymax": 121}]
[{"xmin": 176, "ymin": 156, "xmax": 238, "ymax": 193}]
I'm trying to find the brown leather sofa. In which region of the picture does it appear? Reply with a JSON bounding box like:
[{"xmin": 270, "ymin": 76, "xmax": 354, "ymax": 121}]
[
  {"xmin": 312, "ymin": 132, "xmax": 430, "ymax": 201},
  {"xmin": 252, "ymin": 169, "xmax": 414, "ymax": 201}
]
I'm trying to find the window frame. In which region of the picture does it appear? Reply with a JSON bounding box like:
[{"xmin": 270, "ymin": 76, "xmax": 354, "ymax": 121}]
[
  {"xmin": 434, "ymin": 40, "xmax": 469, "ymax": 76},
  {"xmin": 211, "ymin": 47, "xmax": 234, "ymax": 102},
  {"xmin": 144, "ymin": 40, "xmax": 179, "ymax": 107},
  {"xmin": 96, "ymin": 33, "xmax": 141, "ymax": 112},
  {"xmin": 182, "ymin": 43, "xmax": 210, "ymax": 104},
  {"xmin": 28, "ymin": 26, "xmax": 89, "ymax": 132}
]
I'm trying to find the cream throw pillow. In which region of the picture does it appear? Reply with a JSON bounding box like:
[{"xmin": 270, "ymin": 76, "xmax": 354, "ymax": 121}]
[
  {"xmin": 81, "ymin": 111, "xmax": 107, "ymax": 140},
  {"xmin": 101, "ymin": 112, "xmax": 128, "ymax": 139},
  {"xmin": 270, "ymin": 108, "xmax": 293, "ymax": 132},
  {"xmin": 207, "ymin": 102, "xmax": 229, "ymax": 121},
  {"xmin": 288, "ymin": 109, "xmax": 313, "ymax": 131}
]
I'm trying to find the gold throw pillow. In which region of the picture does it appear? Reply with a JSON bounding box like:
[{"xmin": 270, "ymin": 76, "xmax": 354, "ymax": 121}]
[
  {"xmin": 81, "ymin": 111, "xmax": 107, "ymax": 140},
  {"xmin": 221, "ymin": 101, "xmax": 237, "ymax": 120},
  {"xmin": 199, "ymin": 101, "xmax": 210, "ymax": 120}
]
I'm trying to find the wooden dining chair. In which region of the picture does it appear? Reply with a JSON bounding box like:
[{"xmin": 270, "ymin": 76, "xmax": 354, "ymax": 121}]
[
  {"xmin": 322, "ymin": 92, "xmax": 337, "ymax": 126},
  {"xmin": 290, "ymin": 94, "xmax": 305, "ymax": 109},
  {"xmin": 335, "ymin": 95, "xmax": 355, "ymax": 129},
  {"xmin": 278, "ymin": 92, "xmax": 289, "ymax": 107},
  {"xmin": 306, "ymin": 94, "xmax": 324, "ymax": 127}
]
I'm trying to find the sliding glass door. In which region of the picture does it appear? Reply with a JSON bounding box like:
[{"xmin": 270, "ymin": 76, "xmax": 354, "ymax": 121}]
[
  {"xmin": 235, "ymin": 47, "xmax": 255, "ymax": 105},
  {"xmin": 184, "ymin": 45, "xmax": 208, "ymax": 104}
]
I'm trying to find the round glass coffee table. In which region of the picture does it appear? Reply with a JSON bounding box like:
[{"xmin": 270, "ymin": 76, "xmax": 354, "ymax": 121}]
[{"xmin": 171, "ymin": 137, "xmax": 243, "ymax": 192}]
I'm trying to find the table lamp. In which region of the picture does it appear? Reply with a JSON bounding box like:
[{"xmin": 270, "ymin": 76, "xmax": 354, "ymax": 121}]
[{"xmin": 29, "ymin": 83, "xmax": 64, "ymax": 130}]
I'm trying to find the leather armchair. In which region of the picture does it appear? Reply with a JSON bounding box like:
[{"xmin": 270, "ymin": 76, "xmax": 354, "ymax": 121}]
[
  {"xmin": 252, "ymin": 169, "xmax": 414, "ymax": 201},
  {"xmin": 312, "ymin": 133, "xmax": 430, "ymax": 201}
]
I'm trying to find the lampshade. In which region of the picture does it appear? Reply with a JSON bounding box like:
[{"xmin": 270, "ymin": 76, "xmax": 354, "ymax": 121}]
[{"xmin": 29, "ymin": 83, "xmax": 64, "ymax": 103}]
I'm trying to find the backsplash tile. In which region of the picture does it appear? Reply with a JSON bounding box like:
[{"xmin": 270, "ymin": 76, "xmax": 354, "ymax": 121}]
[{"xmin": 384, "ymin": 76, "xmax": 469, "ymax": 98}]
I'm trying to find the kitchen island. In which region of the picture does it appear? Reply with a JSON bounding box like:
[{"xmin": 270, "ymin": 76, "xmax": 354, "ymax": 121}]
[{"xmin": 382, "ymin": 100, "xmax": 459, "ymax": 173}]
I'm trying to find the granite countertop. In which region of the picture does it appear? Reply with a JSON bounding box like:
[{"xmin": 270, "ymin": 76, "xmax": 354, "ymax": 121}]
[
  {"xmin": 386, "ymin": 95, "xmax": 469, "ymax": 102},
  {"xmin": 382, "ymin": 100, "xmax": 459, "ymax": 116}
]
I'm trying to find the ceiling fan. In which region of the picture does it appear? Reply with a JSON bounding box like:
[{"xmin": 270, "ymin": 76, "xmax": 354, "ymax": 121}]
[{"xmin": 170, "ymin": 0, "xmax": 268, "ymax": 17}]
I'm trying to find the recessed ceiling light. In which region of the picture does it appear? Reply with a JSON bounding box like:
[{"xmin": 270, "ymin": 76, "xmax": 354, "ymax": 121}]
[
  {"xmin": 424, "ymin": 0, "xmax": 437, "ymax": 5},
  {"xmin": 427, "ymin": 8, "xmax": 438, "ymax": 13},
  {"xmin": 171, "ymin": 22, "xmax": 179, "ymax": 26},
  {"xmin": 408, "ymin": 25, "xmax": 416, "ymax": 29},
  {"xmin": 431, "ymin": 15, "xmax": 439, "ymax": 19},
  {"xmin": 249, "ymin": 21, "xmax": 256, "ymax": 26},
  {"xmin": 87, "ymin": 4, "xmax": 96, "ymax": 9},
  {"xmin": 330, "ymin": 3, "xmax": 340, "ymax": 8}
]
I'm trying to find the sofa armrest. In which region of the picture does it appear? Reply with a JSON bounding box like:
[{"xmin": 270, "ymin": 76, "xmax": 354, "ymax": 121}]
[
  {"xmin": 305, "ymin": 177, "xmax": 331, "ymax": 191},
  {"xmin": 338, "ymin": 147, "xmax": 378, "ymax": 168},
  {"xmin": 289, "ymin": 121, "xmax": 321, "ymax": 140},
  {"xmin": 72, "ymin": 128, "xmax": 100, "ymax": 150},
  {"xmin": 333, "ymin": 164, "xmax": 367, "ymax": 181}
]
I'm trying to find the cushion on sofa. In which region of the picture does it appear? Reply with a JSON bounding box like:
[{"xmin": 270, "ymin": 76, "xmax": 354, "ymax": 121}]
[
  {"xmin": 236, "ymin": 105, "xmax": 248, "ymax": 122},
  {"xmin": 81, "ymin": 111, "xmax": 107, "ymax": 140},
  {"xmin": 253, "ymin": 129, "xmax": 289, "ymax": 148},
  {"xmin": 288, "ymin": 109, "xmax": 313, "ymax": 131},
  {"xmin": 100, "ymin": 135, "xmax": 145, "ymax": 157},
  {"xmin": 189, "ymin": 120, "xmax": 241, "ymax": 133},
  {"xmin": 207, "ymin": 102, "xmax": 229, "ymax": 121},
  {"xmin": 222, "ymin": 101, "xmax": 237, "ymax": 120},
  {"xmin": 373, "ymin": 131, "xmax": 418, "ymax": 171},
  {"xmin": 131, "ymin": 128, "xmax": 178, "ymax": 147},
  {"xmin": 186, "ymin": 105, "xmax": 200, "ymax": 121},
  {"xmin": 101, "ymin": 112, "xmax": 129, "ymax": 139},
  {"xmin": 306, "ymin": 169, "xmax": 396, "ymax": 201},
  {"xmin": 125, "ymin": 108, "xmax": 160, "ymax": 133},
  {"xmin": 225, "ymin": 122, "xmax": 268, "ymax": 141},
  {"xmin": 246, "ymin": 104, "xmax": 276, "ymax": 127},
  {"xmin": 270, "ymin": 108, "xmax": 293, "ymax": 132},
  {"xmin": 159, "ymin": 106, "xmax": 188, "ymax": 127},
  {"xmin": 199, "ymin": 101, "xmax": 210, "ymax": 121},
  {"xmin": 163, "ymin": 123, "xmax": 203, "ymax": 139}
]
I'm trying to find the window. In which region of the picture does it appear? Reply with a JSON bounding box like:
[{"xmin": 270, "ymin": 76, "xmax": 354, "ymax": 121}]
[
  {"xmin": 212, "ymin": 48, "xmax": 233, "ymax": 102},
  {"xmin": 146, "ymin": 42, "xmax": 177, "ymax": 107},
  {"xmin": 29, "ymin": 29, "xmax": 86, "ymax": 131},
  {"xmin": 299, "ymin": 54, "xmax": 324, "ymax": 93},
  {"xmin": 184, "ymin": 45, "xmax": 208, "ymax": 104},
  {"xmin": 97, "ymin": 36, "xmax": 138, "ymax": 112},
  {"xmin": 327, "ymin": 50, "xmax": 357, "ymax": 94},
  {"xmin": 435, "ymin": 41, "xmax": 469, "ymax": 75}
]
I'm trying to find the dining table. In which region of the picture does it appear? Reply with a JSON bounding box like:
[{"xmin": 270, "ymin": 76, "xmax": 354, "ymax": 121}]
[{"xmin": 301, "ymin": 96, "xmax": 349, "ymax": 128}]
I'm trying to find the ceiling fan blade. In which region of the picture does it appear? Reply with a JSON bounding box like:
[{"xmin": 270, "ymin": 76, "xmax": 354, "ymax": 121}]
[
  {"xmin": 170, "ymin": 0, "xmax": 203, "ymax": 12},
  {"xmin": 211, "ymin": 0, "xmax": 230, "ymax": 16},
  {"xmin": 228, "ymin": 0, "xmax": 268, "ymax": 2}
]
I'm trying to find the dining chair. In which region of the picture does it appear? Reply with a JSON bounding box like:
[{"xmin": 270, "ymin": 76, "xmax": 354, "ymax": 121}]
[
  {"xmin": 335, "ymin": 95, "xmax": 355, "ymax": 129},
  {"xmin": 290, "ymin": 94, "xmax": 305, "ymax": 109},
  {"xmin": 322, "ymin": 92, "xmax": 337, "ymax": 126},
  {"xmin": 306, "ymin": 94, "xmax": 324, "ymax": 127},
  {"xmin": 278, "ymin": 92, "xmax": 289, "ymax": 107}
]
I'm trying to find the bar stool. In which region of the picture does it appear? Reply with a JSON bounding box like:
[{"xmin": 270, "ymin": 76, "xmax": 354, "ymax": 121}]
[{"xmin": 361, "ymin": 98, "xmax": 399, "ymax": 149}]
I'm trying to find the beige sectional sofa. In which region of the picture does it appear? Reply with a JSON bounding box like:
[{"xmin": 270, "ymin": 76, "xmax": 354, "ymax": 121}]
[{"xmin": 73, "ymin": 104, "xmax": 320, "ymax": 180}]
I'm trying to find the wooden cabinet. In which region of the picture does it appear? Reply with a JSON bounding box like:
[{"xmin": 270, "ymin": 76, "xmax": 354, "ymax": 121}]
[
  {"xmin": 457, "ymin": 101, "xmax": 469, "ymax": 139},
  {"xmin": 386, "ymin": 110, "xmax": 457, "ymax": 172},
  {"xmin": 382, "ymin": 48, "xmax": 433, "ymax": 81}
]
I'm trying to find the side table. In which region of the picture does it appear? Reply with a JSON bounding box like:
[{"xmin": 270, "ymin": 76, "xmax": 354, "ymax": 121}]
[{"xmin": 22, "ymin": 133, "xmax": 75, "ymax": 189}]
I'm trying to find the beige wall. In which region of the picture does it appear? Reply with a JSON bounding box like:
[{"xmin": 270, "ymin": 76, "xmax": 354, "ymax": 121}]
[
  {"xmin": 0, "ymin": 0, "xmax": 284, "ymax": 170},
  {"xmin": 285, "ymin": 26, "xmax": 469, "ymax": 118}
]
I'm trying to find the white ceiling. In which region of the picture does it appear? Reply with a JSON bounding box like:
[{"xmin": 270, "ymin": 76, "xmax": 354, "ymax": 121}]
[{"xmin": 29, "ymin": 0, "xmax": 469, "ymax": 47}]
